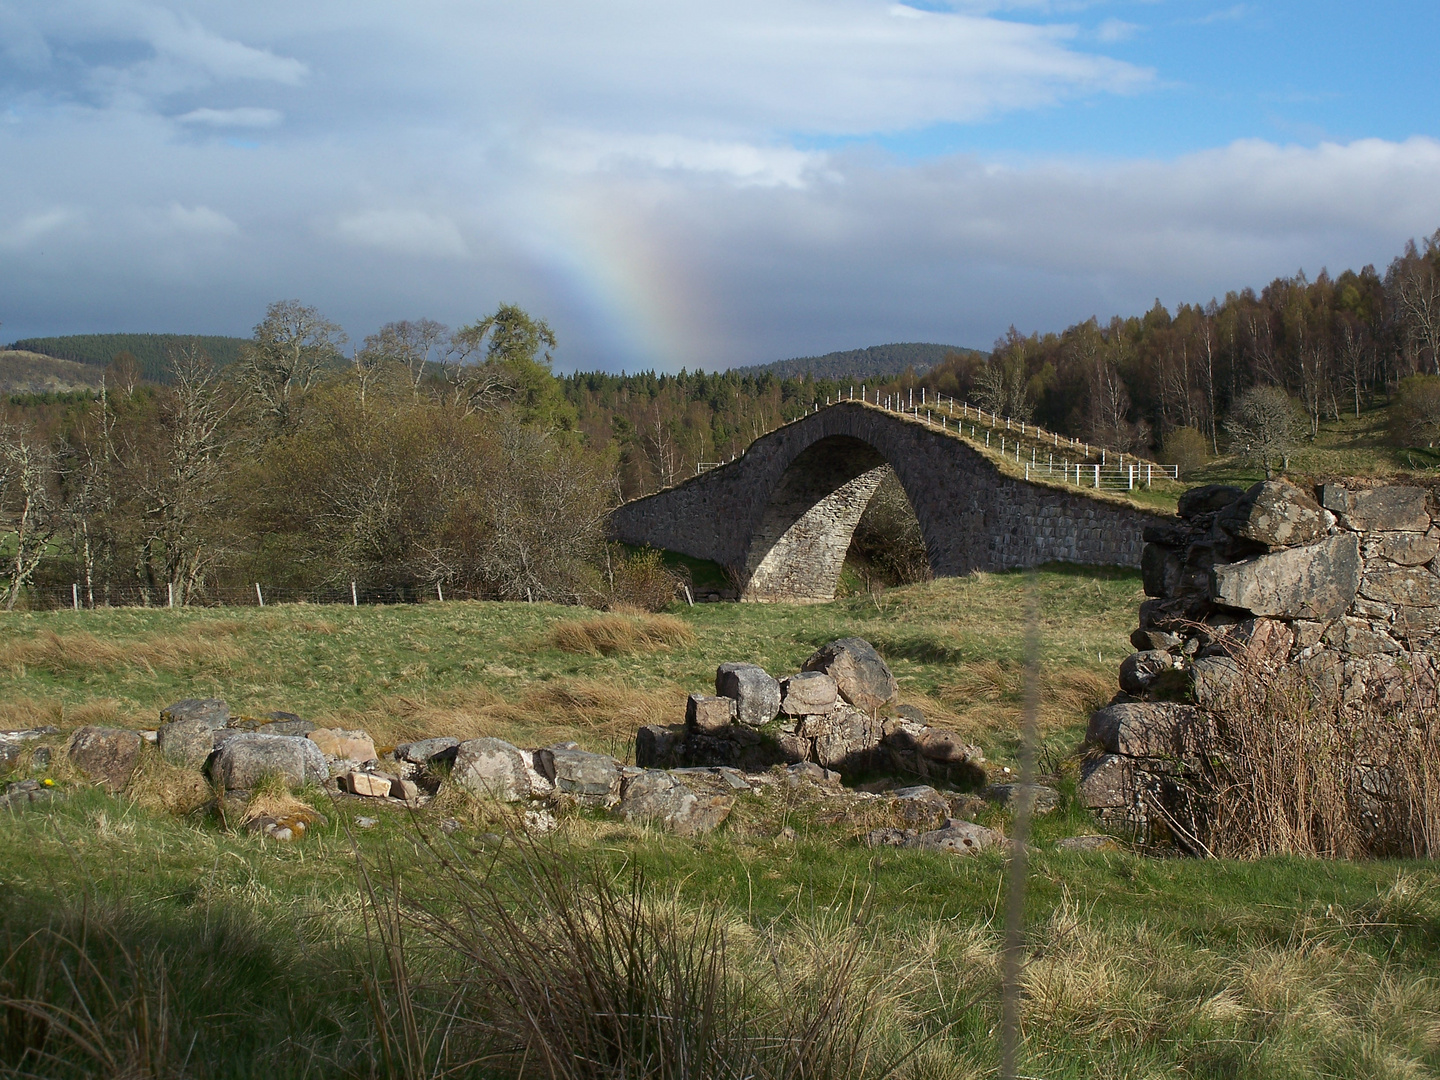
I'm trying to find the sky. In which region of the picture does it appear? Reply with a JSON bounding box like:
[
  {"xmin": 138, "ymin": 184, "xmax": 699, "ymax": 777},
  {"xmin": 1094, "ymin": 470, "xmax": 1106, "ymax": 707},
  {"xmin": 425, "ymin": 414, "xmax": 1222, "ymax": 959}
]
[{"xmin": 2, "ymin": 1, "xmax": 1439, "ymax": 373}]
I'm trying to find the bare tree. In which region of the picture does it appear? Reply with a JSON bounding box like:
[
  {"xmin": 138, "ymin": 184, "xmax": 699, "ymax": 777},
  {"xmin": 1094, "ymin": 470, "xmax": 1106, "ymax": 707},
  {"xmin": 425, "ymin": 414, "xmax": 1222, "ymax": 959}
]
[
  {"xmin": 140, "ymin": 343, "xmax": 233, "ymax": 604},
  {"xmin": 0, "ymin": 426, "xmax": 58, "ymax": 609},
  {"xmin": 1337, "ymin": 319, "xmax": 1373, "ymax": 418},
  {"xmin": 1391, "ymin": 233, "xmax": 1440, "ymax": 376},
  {"xmin": 241, "ymin": 300, "xmax": 346, "ymax": 428},
  {"xmin": 1224, "ymin": 385, "xmax": 1297, "ymax": 479},
  {"xmin": 359, "ymin": 318, "xmax": 450, "ymax": 394}
]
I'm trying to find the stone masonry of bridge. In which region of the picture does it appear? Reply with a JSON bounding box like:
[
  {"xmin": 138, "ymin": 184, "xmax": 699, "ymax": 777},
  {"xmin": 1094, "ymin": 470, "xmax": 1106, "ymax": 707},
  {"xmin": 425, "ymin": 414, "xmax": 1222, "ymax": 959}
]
[{"xmin": 609, "ymin": 401, "xmax": 1174, "ymax": 601}]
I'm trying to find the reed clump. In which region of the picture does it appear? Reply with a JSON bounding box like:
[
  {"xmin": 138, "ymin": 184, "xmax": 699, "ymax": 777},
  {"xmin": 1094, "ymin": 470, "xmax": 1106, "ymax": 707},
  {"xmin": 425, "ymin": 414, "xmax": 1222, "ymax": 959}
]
[{"xmin": 547, "ymin": 612, "xmax": 697, "ymax": 656}]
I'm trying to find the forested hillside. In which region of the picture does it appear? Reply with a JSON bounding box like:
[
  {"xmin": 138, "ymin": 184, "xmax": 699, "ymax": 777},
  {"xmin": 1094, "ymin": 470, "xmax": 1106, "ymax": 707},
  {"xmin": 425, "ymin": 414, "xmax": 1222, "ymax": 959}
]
[
  {"xmin": 10, "ymin": 333, "xmax": 250, "ymax": 381},
  {"xmin": 733, "ymin": 342, "xmax": 975, "ymax": 380}
]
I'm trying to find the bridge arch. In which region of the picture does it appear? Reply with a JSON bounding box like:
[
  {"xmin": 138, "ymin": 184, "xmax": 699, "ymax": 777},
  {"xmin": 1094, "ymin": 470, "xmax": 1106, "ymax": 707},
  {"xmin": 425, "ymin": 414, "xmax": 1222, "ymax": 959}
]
[{"xmin": 608, "ymin": 402, "xmax": 1167, "ymax": 602}]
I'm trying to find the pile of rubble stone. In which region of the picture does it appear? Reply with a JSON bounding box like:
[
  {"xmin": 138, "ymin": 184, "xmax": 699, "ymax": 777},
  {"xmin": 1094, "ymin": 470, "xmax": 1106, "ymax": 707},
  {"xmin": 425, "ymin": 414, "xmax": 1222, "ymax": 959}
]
[{"xmin": 1079, "ymin": 477, "xmax": 1440, "ymax": 828}]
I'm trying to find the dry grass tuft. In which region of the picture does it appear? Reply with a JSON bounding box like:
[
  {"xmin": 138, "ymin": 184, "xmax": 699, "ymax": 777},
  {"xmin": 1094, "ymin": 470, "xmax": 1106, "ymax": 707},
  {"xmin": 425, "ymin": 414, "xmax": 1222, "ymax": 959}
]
[
  {"xmin": 518, "ymin": 679, "xmax": 681, "ymax": 738},
  {"xmin": 0, "ymin": 630, "xmax": 242, "ymax": 676},
  {"xmin": 0, "ymin": 697, "xmax": 63, "ymax": 730},
  {"xmin": 546, "ymin": 612, "xmax": 696, "ymax": 656},
  {"xmin": 241, "ymin": 773, "xmax": 319, "ymax": 827},
  {"xmin": 124, "ymin": 746, "xmax": 213, "ymax": 816}
]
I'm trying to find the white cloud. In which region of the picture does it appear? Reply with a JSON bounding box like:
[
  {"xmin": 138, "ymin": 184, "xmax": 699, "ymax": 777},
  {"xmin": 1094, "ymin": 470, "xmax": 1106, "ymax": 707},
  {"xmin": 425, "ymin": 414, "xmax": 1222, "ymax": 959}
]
[
  {"xmin": 539, "ymin": 132, "xmax": 825, "ymax": 188},
  {"xmin": 0, "ymin": 208, "xmax": 79, "ymax": 250},
  {"xmin": 332, "ymin": 209, "xmax": 470, "ymax": 259},
  {"xmin": 138, "ymin": 8, "xmax": 307, "ymax": 86},
  {"xmin": 1096, "ymin": 18, "xmax": 1139, "ymax": 42},
  {"xmin": 165, "ymin": 203, "xmax": 238, "ymax": 236},
  {"xmin": 176, "ymin": 107, "xmax": 282, "ymax": 128}
]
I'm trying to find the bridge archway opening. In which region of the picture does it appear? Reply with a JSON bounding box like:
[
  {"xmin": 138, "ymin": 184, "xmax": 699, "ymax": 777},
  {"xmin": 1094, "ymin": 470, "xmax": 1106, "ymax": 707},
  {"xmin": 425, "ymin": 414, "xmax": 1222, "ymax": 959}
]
[{"xmin": 740, "ymin": 435, "xmax": 931, "ymax": 602}]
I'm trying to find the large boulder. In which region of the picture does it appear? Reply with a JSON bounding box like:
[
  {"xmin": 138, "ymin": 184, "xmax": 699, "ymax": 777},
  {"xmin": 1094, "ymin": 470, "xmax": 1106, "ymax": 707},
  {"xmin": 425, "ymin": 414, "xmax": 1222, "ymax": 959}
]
[
  {"xmin": 779, "ymin": 671, "xmax": 838, "ymax": 716},
  {"xmin": 452, "ymin": 738, "xmax": 531, "ymax": 802},
  {"xmin": 1341, "ymin": 486, "xmax": 1431, "ymax": 532},
  {"xmin": 910, "ymin": 820, "xmax": 1003, "ymax": 855},
  {"xmin": 715, "ymin": 663, "xmax": 781, "ymax": 726},
  {"xmin": 1210, "ymin": 533, "xmax": 1361, "ymax": 620},
  {"xmin": 802, "ymin": 638, "xmax": 898, "ymax": 712},
  {"xmin": 1177, "ymin": 484, "xmax": 1244, "ymax": 518},
  {"xmin": 159, "ymin": 698, "xmax": 229, "ymax": 728},
  {"xmin": 810, "ymin": 705, "xmax": 884, "ymax": 772},
  {"xmin": 1077, "ymin": 754, "xmax": 1131, "ymax": 809},
  {"xmin": 537, "ymin": 746, "xmax": 622, "ymax": 807},
  {"xmin": 395, "ymin": 736, "xmax": 460, "ymax": 766},
  {"xmin": 1366, "ymin": 531, "xmax": 1440, "ymax": 566},
  {"xmin": 210, "ymin": 733, "xmax": 327, "ymax": 791},
  {"xmin": 686, "ymin": 694, "xmax": 736, "ymax": 734},
  {"xmin": 1218, "ymin": 480, "xmax": 1329, "ymax": 549},
  {"xmin": 616, "ymin": 770, "xmax": 734, "ymax": 836},
  {"xmin": 67, "ymin": 727, "xmax": 142, "ymax": 792}
]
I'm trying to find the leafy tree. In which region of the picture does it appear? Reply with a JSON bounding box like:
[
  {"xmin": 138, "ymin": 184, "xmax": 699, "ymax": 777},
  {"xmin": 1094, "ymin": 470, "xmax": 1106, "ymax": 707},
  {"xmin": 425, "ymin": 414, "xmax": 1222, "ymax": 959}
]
[
  {"xmin": 1224, "ymin": 386, "xmax": 1297, "ymax": 479},
  {"xmin": 1158, "ymin": 426, "xmax": 1209, "ymax": 476},
  {"xmin": 450, "ymin": 305, "xmax": 574, "ymax": 428},
  {"xmin": 1390, "ymin": 374, "xmax": 1440, "ymax": 448}
]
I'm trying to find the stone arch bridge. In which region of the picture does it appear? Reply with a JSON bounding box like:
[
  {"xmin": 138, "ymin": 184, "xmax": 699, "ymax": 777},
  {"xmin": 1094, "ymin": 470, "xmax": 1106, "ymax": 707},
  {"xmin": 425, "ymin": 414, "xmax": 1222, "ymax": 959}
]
[{"xmin": 609, "ymin": 401, "xmax": 1172, "ymax": 601}]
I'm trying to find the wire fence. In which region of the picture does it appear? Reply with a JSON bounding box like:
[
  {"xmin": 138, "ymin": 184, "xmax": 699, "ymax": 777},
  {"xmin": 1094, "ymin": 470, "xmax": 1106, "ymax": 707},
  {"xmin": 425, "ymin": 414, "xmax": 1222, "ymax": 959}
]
[{"xmin": 16, "ymin": 580, "xmax": 537, "ymax": 612}]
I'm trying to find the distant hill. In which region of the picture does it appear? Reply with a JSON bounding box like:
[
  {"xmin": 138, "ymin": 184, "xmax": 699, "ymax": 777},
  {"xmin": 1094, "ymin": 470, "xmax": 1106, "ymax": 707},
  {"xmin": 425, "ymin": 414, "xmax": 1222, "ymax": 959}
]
[
  {"xmin": 0, "ymin": 350, "xmax": 105, "ymax": 396},
  {"xmin": 733, "ymin": 342, "xmax": 982, "ymax": 381},
  {"xmin": 9, "ymin": 333, "xmax": 250, "ymax": 382}
]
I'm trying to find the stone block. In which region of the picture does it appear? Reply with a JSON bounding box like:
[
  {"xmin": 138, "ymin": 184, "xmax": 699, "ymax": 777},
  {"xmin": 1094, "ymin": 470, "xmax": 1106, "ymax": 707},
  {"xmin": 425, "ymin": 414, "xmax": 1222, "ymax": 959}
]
[
  {"xmin": 159, "ymin": 698, "xmax": 229, "ymax": 728},
  {"xmin": 1086, "ymin": 702, "xmax": 1209, "ymax": 757},
  {"xmin": 452, "ymin": 738, "xmax": 530, "ymax": 802},
  {"xmin": 308, "ymin": 728, "xmax": 377, "ymax": 763},
  {"xmin": 1210, "ymin": 533, "xmax": 1361, "ymax": 620},
  {"xmin": 392, "ymin": 777, "xmax": 422, "ymax": 801},
  {"xmin": 636, "ymin": 724, "xmax": 686, "ymax": 768},
  {"xmin": 1177, "ymin": 484, "xmax": 1244, "ymax": 518},
  {"xmin": 343, "ymin": 771, "xmax": 394, "ymax": 797},
  {"xmin": 538, "ymin": 747, "xmax": 621, "ymax": 806},
  {"xmin": 686, "ymin": 694, "xmax": 736, "ymax": 733},
  {"xmin": 1118, "ymin": 649, "xmax": 1175, "ymax": 694},
  {"xmin": 157, "ymin": 718, "xmax": 218, "ymax": 768},
  {"xmin": 1141, "ymin": 544, "xmax": 1181, "ymax": 597},
  {"xmin": 211, "ymin": 733, "xmax": 328, "ymax": 791},
  {"xmin": 1364, "ymin": 531, "xmax": 1440, "ymax": 566},
  {"xmin": 1360, "ymin": 564, "xmax": 1440, "ymax": 609},
  {"xmin": 616, "ymin": 770, "xmax": 734, "ymax": 836},
  {"xmin": 1341, "ymin": 485, "xmax": 1430, "ymax": 532},
  {"xmin": 779, "ymin": 671, "xmax": 838, "ymax": 715},
  {"xmin": 1218, "ymin": 480, "xmax": 1328, "ymax": 548},
  {"xmin": 395, "ymin": 736, "xmax": 460, "ymax": 766},
  {"xmin": 1324, "ymin": 617, "xmax": 1401, "ymax": 656},
  {"xmin": 1078, "ymin": 754, "xmax": 1132, "ymax": 809},
  {"xmin": 909, "ymin": 820, "xmax": 1003, "ymax": 855},
  {"xmin": 1131, "ymin": 628, "xmax": 1183, "ymax": 652},
  {"xmin": 802, "ymin": 637, "xmax": 898, "ymax": 711},
  {"xmin": 1191, "ymin": 655, "xmax": 1242, "ymax": 706},
  {"xmin": 714, "ymin": 663, "xmax": 781, "ymax": 726}
]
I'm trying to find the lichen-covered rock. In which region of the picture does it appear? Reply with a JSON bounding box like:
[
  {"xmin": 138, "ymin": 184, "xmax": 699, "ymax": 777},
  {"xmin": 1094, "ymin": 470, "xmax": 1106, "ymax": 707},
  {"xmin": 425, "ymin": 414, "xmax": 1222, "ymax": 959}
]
[
  {"xmin": 1218, "ymin": 480, "xmax": 1329, "ymax": 549},
  {"xmin": 779, "ymin": 671, "xmax": 838, "ymax": 715},
  {"xmin": 811, "ymin": 705, "xmax": 884, "ymax": 772},
  {"xmin": 686, "ymin": 694, "xmax": 736, "ymax": 733},
  {"xmin": 1210, "ymin": 533, "xmax": 1361, "ymax": 620},
  {"xmin": 157, "ymin": 718, "xmax": 218, "ymax": 768},
  {"xmin": 451, "ymin": 738, "xmax": 530, "ymax": 802},
  {"xmin": 616, "ymin": 770, "xmax": 734, "ymax": 836},
  {"xmin": 1365, "ymin": 531, "xmax": 1440, "ymax": 566},
  {"xmin": 910, "ymin": 820, "xmax": 1003, "ymax": 855},
  {"xmin": 211, "ymin": 733, "xmax": 328, "ymax": 791},
  {"xmin": 803, "ymin": 638, "xmax": 898, "ymax": 712},
  {"xmin": 714, "ymin": 663, "xmax": 781, "ymax": 726},
  {"xmin": 159, "ymin": 698, "xmax": 229, "ymax": 728},
  {"xmin": 68, "ymin": 727, "xmax": 142, "ymax": 792},
  {"xmin": 1359, "ymin": 564, "xmax": 1440, "ymax": 609},
  {"xmin": 1078, "ymin": 754, "xmax": 1131, "ymax": 809},
  {"xmin": 1191, "ymin": 655, "xmax": 1242, "ymax": 706}
]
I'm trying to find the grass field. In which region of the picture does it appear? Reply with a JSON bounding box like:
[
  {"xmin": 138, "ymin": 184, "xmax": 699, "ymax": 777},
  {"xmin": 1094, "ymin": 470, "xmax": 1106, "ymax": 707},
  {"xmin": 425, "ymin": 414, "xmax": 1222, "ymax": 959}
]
[{"xmin": 2, "ymin": 573, "xmax": 1439, "ymax": 1078}]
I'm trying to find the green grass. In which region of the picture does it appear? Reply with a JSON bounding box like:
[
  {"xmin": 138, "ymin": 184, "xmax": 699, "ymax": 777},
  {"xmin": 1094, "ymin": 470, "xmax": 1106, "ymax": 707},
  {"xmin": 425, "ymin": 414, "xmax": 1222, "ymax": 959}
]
[{"xmin": 3, "ymin": 574, "xmax": 1439, "ymax": 1077}]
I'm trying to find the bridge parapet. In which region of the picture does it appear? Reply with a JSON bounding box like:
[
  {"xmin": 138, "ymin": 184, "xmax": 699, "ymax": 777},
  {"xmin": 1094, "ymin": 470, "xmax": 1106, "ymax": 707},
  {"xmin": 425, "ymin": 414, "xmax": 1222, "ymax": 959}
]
[{"xmin": 610, "ymin": 401, "xmax": 1175, "ymax": 602}]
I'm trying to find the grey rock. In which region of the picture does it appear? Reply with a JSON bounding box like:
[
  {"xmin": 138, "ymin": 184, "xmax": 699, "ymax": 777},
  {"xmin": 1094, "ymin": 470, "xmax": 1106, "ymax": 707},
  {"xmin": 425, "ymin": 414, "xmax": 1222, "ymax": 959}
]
[
  {"xmin": 211, "ymin": 733, "xmax": 327, "ymax": 791},
  {"xmin": 1118, "ymin": 649, "xmax": 1176, "ymax": 694},
  {"xmin": 258, "ymin": 717, "xmax": 316, "ymax": 737},
  {"xmin": 802, "ymin": 638, "xmax": 898, "ymax": 712},
  {"xmin": 715, "ymin": 663, "xmax": 782, "ymax": 726},
  {"xmin": 159, "ymin": 698, "xmax": 229, "ymax": 729},
  {"xmin": 890, "ymin": 784, "xmax": 950, "ymax": 829},
  {"xmin": 812, "ymin": 705, "xmax": 884, "ymax": 771},
  {"xmin": 1141, "ymin": 543, "xmax": 1182, "ymax": 597},
  {"xmin": 785, "ymin": 761, "xmax": 842, "ymax": 788},
  {"xmin": 1191, "ymin": 655, "xmax": 1243, "ymax": 706},
  {"xmin": 616, "ymin": 770, "xmax": 734, "ymax": 836},
  {"xmin": 1360, "ymin": 564, "xmax": 1440, "ymax": 609},
  {"xmin": 635, "ymin": 724, "xmax": 687, "ymax": 769},
  {"xmin": 1341, "ymin": 485, "xmax": 1431, "ymax": 532},
  {"xmin": 1323, "ymin": 617, "xmax": 1402, "ymax": 656},
  {"xmin": 538, "ymin": 747, "xmax": 622, "ymax": 806},
  {"xmin": 779, "ymin": 671, "xmax": 838, "ymax": 715},
  {"xmin": 892, "ymin": 703, "xmax": 926, "ymax": 724},
  {"xmin": 2, "ymin": 778, "xmax": 66, "ymax": 809},
  {"xmin": 1131, "ymin": 627, "xmax": 1182, "ymax": 652},
  {"xmin": 1219, "ymin": 480, "xmax": 1328, "ymax": 549},
  {"xmin": 1085, "ymin": 702, "xmax": 1209, "ymax": 757},
  {"xmin": 686, "ymin": 693, "xmax": 737, "ymax": 733},
  {"xmin": 983, "ymin": 783, "xmax": 1060, "ymax": 815},
  {"xmin": 1210, "ymin": 533, "xmax": 1361, "ymax": 620},
  {"xmin": 1177, "ymin": 484, "xmax": 1244, "ymax": 518},
  {"xmin": 1317, "ymin": 483, "xmax": 1351, "ymax": 514},
  {"xmin": 395, "ymin": 736, "xmax": 461, "ymax": 766},
  {"xmin": 157, "ymin": 718, "xmax": 219, "ymax": 768},
  {"xmin": 67, "ymin": 727, "xmax": 142, "ymax": 792},
  {"xmin": 452, "ymin": 738, "xmax": 531, "ymax": 802},
  {"xmin": 865, "ymin": 827, "xmax": 914, "ymax": 848},
  {"xmin": 355, "ymin": 816, "xmax": 378, "ymax": 829},
  {"xmin": 1365, "ymin": 531, "xmax": 1440, "ymax": 567},
  {"xmin": 910, "ymin": 820, "xmax": 1004, "ymax": 855},
  {"xmin": 1077, "ymin": 754, "xmax": 1131, "ymax": 809}
]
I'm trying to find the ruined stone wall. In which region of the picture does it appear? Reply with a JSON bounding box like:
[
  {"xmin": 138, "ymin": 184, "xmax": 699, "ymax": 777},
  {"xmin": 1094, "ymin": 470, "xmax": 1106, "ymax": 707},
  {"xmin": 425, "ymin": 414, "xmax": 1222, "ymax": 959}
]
[
  {"xmin": 1080, "ymin": 478, "xmax": 1440, "ymax": 826},
  {"xmin": 610, "ymin": 402, "xmax": 1168, "ymax": 599}
]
